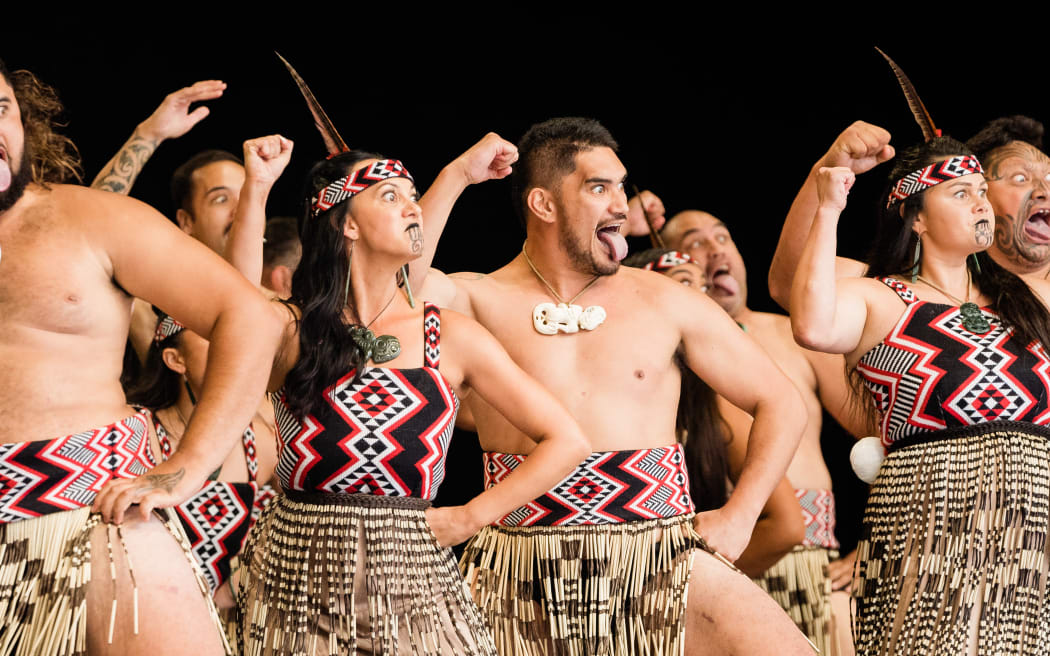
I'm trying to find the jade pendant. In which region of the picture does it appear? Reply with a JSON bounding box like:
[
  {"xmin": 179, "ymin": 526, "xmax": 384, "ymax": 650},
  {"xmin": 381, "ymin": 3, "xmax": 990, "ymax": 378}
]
[
  {"xmin": 959, "ymin": 302, "xmax": 991, "ymax": 334},
  {"xmin": 349, "ymin": 326, "xmax": 401, "ymax": 364}
]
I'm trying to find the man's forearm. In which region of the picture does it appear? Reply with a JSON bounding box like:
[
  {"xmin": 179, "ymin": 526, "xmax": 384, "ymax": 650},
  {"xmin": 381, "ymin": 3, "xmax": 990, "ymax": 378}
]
[{"xmin": 91, "ymin": 125, "xmax": 160, "ymax": 194}]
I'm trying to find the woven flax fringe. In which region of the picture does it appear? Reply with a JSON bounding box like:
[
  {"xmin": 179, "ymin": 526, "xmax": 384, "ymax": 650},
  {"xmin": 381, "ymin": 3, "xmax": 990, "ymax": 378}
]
[
  {"xmin": 0, "ymin": 506, "xmax": 229, "ymax": 656},
  {"xmin": 460, "ymin": 514, "xmax": 697, "ymax": 656},
  {"xmin": 238, "ymin": 493, "xmax": 496, "ymax": 656},
  {"xmin": 753, "ymin": 546, "xmax": 837, "ymax": 655},
  {"xmin": 853, "ymin": 423, "xmax": 1050, "ymax": 656}
]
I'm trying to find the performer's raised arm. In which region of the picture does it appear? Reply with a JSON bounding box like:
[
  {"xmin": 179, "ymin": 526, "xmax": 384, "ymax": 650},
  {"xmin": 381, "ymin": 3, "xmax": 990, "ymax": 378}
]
[
  {"xmin": 223, "ymin": 134, "xmax": 293, "ymax": 285},
  {"xmin": 91, "ymin": 80, "xmax": 226, "ymax": 194},
  {"xmin": 768, "ymin": 121, "xmax": 894, "ymax": 309},
  {"xmin": 790, "ymin": 167, "xmax": 871, "ymax": 354}
]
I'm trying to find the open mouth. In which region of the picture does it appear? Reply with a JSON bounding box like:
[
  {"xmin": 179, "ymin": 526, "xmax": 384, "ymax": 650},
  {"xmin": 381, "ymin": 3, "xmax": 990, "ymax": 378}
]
[
  {"xmin": 1024, "ymin": 208, "xmax": 1050, "ymax": 243},
  {"xmin": 0, "ymin": 147, "xmax": 11, "ymax": 193},
  {"xmin": 596, "ymin": 222, "xmax": 627, "ymax": 262},
  {"xmin": 707, "ymin": 263, "xmax": 739, "ymax": 296}
]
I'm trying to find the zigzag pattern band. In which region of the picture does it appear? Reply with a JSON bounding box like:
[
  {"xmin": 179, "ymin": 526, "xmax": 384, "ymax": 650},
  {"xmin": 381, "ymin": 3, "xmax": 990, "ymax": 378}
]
[
  {"xmin": 311, "ymin": 159, "xmax": 413, "ymax": 216},
  {"xmin": 484, "ymin": 445, "xmax": 694, "ymax": 526},
  {"xmin": 887, "ymin": 155, "xmax": 984, "ymax": 207}
]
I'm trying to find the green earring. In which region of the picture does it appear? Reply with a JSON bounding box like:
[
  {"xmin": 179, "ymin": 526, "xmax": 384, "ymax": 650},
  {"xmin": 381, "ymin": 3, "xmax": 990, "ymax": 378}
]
[{"xmin": 910, "ymin": 236, "xmax": 922, "ymax": 283}]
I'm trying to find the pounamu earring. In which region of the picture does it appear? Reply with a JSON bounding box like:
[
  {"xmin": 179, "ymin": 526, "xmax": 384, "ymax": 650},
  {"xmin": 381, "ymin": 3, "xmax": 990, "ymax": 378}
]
[
  {"xmin": 343, "ymin": 241, "xmax": 355, "ymax": 309},
  {"xmin": 397, "ymin": 264, "xmax": 416, "ymax": 308},
  {"xmin": 971, "ymin": 252, "xmax": 982, "ymax": 275},
  {"xmin": 910, "ymin": 235, "xmax": 922, "ymax": 283}
]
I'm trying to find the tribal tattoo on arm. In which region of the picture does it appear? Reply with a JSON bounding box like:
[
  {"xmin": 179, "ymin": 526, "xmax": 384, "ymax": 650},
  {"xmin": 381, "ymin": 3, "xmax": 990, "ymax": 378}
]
[
  {"xmin": 90, "ymin": 129, "xmax": 160, "ymax": 194},
  {"xmin": 138, "ymin": 467, "xmax": 185, "ymax": 494}
]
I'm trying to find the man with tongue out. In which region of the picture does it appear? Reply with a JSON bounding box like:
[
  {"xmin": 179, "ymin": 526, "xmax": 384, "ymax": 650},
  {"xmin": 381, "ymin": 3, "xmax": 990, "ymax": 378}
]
[
  {"xmin": 662, "ymin": 208, "xmax": 867, "ymax": 655},
  {"xmin": 0, "ymin": 61, "xmax": 280, "ymax": 654},
  {"xmin": 411, "ymin": 117, "xmax": 812, "ymax": 654}
]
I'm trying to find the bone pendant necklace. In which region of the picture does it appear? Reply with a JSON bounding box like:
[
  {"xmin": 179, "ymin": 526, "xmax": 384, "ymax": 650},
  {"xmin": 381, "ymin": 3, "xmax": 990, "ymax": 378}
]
[{"xmin": 523, "ymin": 241, "xmax": 607, "ymax": 335}]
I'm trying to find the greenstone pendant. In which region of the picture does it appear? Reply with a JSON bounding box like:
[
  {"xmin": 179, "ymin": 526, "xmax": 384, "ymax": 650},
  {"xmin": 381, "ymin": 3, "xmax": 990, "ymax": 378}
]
[
  {"xmin": 959, "ymin": 302, "xmax": 991, "ymax": 334},
  {"xmin": 349, "ymin": 325, "xmax": 401, "ymax": 364}
]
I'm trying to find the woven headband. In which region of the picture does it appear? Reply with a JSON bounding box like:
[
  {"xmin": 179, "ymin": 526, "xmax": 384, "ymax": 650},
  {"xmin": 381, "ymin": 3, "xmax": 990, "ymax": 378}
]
[
  {"xmin": 642, "ymin": 251, "xmax": 695, "ymax": 273},
  {"xmin": 310, "ymin": 159, "xmax": 413, "ymax": 216},
  {"xmin": 154, "ymin": 314, "xmax": 185, "ymax": 345},
  {"xmin": 887, "ymin": 155, "xmax": 984, "ymax": 208}
]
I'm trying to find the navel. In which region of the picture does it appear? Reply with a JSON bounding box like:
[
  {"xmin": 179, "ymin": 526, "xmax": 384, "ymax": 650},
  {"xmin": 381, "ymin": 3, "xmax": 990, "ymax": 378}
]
[{"xmin": 634, "ymin": 369, "xmax": 645, "ymax": 380}]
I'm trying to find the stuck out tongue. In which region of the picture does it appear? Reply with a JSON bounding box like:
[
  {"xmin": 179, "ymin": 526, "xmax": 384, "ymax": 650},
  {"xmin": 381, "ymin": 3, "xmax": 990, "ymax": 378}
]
[
  {"xmin": 0, "ymin": 159, "xmax": 10, "ymax": 193},
  {"xmin": 1025, "ymin": 216, "xmax": 1050, "ymax": 242},
  {"xmin": 597, "ymin": 230, "xmax": 628, "ymax": 262},
  {"xmin": 713, "ymin": 272, "xmax": 740, "ymax": 296}
]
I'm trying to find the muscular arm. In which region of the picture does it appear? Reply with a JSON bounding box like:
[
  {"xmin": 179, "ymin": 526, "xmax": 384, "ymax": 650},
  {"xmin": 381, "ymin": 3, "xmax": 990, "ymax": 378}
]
[
  {"xmin": 90, "ymin": 189, "xmax": 282, "ymax": 523},
  {"xmin": 90, "ymin": 81, "xmax": 226, "ymax": 194},
  {"xmin": 413, "ymin": 133, "xmax": 517, "ymax": 296},
  {"xmin": 673, "ymin": 285, "xmax": 807, "ymax": 560},
  {"xmin": 719, "ymin": 399, "xmax": 804, "ymax": 577},
  {"xmin": 91, "ymin": 128, "xmax": 161, "ymax": 194},
  {"xmin": 223, "ymin": 136, "xmax": 293, "ymax": 286},
  {"xmin": 768, "ymin": 121, "xmax": 893, "ymax": 310},
  {"xmin": 430, "ymin": 313, "xmax": 590, "ymax": 544},
  {"xmin": 791, "ymin": 168, "xmax": 871, "ymax": 355}
]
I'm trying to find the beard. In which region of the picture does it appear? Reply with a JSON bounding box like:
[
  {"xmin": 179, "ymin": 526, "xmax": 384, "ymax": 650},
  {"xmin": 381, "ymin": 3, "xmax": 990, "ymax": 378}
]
[
  {"xmin": 554, "ymin": 198, "xmax": 619, "ymax": 277},
  {"xmin": 0, "ymin": 148, "xmax": 30, "ymax": 213}
]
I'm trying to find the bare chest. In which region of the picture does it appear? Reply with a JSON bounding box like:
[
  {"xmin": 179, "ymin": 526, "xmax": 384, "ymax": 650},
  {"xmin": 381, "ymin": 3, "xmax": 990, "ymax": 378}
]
[
  {"xmin": 0, "ymin": 209, "xmax": 126, "ymax": 338},
  {"xmin": 470, "ymin": 288, "xmax": 681, "ymax": 401}
]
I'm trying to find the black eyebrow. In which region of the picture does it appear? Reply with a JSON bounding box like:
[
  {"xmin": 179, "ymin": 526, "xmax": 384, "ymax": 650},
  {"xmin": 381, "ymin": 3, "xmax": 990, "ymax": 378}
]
[
  {"xmin": 205, "ymin": 186, "xmax": 232, "ymax": 195},
  {"xmin": 584, "ymin": 177, "xmax": 615, "ymax": 184}
]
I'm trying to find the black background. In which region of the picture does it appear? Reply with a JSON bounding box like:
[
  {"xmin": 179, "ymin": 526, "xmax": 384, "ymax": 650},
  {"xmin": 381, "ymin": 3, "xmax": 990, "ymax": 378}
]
[{"xmin": 8, "ymin": 30, "xmax": 1047, "ymax": 552}]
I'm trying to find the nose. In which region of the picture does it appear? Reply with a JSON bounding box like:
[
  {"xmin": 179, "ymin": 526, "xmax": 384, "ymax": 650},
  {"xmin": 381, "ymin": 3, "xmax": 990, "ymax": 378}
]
[
  {"xmin": 611, "ymin": 186, "xmax": 630, "ymax": 215},
  {"xmin": 1033, "ymin": 177, "xmax": 1050, "ymax": 201},
  {"xmin": 405, "ymin": 197, "xmax": 422, "ymax": 219}
]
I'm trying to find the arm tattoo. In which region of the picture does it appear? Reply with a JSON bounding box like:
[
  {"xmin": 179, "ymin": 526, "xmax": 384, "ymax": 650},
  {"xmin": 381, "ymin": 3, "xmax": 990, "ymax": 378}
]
[
  {"xmin": 139, "ymin": 467, "xmax": 185, "ymax": 493},
  {"xmin": 91, "ymin": 130, "xmax": 159, "ymax": 194}
]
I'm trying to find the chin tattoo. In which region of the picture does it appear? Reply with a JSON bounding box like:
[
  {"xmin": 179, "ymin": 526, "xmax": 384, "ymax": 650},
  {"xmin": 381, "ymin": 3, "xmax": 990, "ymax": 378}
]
[{"xmin": 409, "ymin": 224, "xmax": 423, "ymax": 254}]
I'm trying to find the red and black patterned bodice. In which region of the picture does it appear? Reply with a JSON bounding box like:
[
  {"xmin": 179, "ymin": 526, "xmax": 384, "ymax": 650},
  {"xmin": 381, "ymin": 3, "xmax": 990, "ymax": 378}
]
[
  {"xmin": 857, "ymin": 277, "xmax": 1050, "ymax": 447},
  {"xmin": 273, "ymin": 303, "xmax": 458, "ymax": 501},
  {"xmin": 147, "ymin": 409, "xmax": 274, "ymax": 591}
]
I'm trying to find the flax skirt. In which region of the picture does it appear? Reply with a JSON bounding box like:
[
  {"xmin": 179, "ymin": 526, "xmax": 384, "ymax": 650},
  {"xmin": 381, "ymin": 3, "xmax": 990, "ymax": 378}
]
[
  {"xmin": 237, "ymin": 491, "xmax": 496, "ymax": 656},
  {"xmin": 459, "ymin": 514, "xmax": 698, "ymax": 656},
  {"xmin": 852, "ymin": 421, "xmax": 1050, "ymax": 656},
  {"xmin": 0, "ymin": 506, "xmax": 227, "ymax": 656}
]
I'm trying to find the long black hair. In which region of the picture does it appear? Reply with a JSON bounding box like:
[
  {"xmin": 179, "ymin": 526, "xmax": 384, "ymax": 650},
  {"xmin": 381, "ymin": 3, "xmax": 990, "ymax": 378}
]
[
  {"xmin": 281, "ymin": 150, "xmax": 383, "ymax": 419},
  {"xmin": 125, "ymin": 331, "xmax": 182, "ymax": 411},
  {"xmin": 853, "ymin": 137, "xmax": 1050, "ymax": 423},
  {"xmin": 624, "ymin": 248, "xmax": 730, "ymax": 510}
]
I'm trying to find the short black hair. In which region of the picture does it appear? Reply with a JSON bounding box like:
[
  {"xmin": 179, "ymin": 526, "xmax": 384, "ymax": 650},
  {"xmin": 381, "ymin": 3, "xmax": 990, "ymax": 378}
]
[
  {"xmin": 263, "ymin": 215, "xmax": 302, "ymax": 270},
  {"xmin": 966, "ymin": 116, "xmax": 1044, "ymax": 161},
  {"xmin": 170, "ymin": 149, "xmax": 243, "ymax": 214},
  {"xmin": 510, "ymin": 117, "xmax": 618, "ymax": 226}
]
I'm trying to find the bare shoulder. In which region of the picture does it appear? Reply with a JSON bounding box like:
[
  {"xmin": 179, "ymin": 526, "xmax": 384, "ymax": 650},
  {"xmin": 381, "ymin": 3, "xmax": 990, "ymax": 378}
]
[{"xmin": 55, "ymin": 183, "xmax": 165, "ymax": 224}]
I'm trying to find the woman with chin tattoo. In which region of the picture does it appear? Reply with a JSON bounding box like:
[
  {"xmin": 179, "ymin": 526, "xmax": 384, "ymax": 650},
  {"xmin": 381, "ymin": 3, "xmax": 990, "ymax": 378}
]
[
  {"xmin": 791, "ymin": 135, "xmax": 1050, "ymax": 655},
  {"xmin": 225, "ymin": 131, "xmax": 590, "ymax": 655}
]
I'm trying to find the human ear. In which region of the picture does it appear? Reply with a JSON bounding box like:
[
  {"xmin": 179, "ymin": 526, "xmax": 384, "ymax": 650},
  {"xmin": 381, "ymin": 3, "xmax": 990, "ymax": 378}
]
[
  {"xmin": 175, "ymin": 209, "xmax": 194, "ymax": 234},
  {"xmin": 161, "ymin": 347, "xmax": 187, "ymax": 375},
  {"xmin": 527, "ymin": 188, "xmax": 556, "ymax": 225}
]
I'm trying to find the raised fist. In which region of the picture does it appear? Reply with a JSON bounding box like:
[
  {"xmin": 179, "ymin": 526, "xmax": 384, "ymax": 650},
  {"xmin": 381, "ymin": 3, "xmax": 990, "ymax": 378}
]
[
  {"xmin": 625, "ymin": 189, "xmax": 666, "ymax": 237},
  {"xmin": 243, "ymin": 135, "xmax": 293, "ymax": 187},
  {"xmin": 453, "ymin": 132, "xmax": 519, "ymax": 185},
  {"xmin": 820, "ymin": 121, "xmax": 895, "ymax": 175},
  {"xmin": 816, "ymin": 166, "xmax": 856, "ymax": 212}
]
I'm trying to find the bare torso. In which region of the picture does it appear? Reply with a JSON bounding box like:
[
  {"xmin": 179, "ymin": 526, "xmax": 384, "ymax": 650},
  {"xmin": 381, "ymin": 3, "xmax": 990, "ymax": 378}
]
[
  {"xmin": 0, "ymin": 185, "xmax": 135, "ymax": 443},
  {"xmin": 449, "ymin": 258, "xmax": 685, "ymax": 455},
  {"xmin": 739, "ymin": 310, "xmax": 832, "ymax": 490}
]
